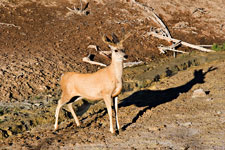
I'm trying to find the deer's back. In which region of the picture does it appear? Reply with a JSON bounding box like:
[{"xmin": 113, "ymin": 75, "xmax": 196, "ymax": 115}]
[{"xmin": 60, "ymin": 69, "xmax": 117, "ymax": 100}]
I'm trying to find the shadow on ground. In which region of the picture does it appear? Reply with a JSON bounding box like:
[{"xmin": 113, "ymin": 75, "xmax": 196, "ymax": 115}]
[{"xmin": 119, "ymin": 67, "xmax": 216, "ymax": 130}]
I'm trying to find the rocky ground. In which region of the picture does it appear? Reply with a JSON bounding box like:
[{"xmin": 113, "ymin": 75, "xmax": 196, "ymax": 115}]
[{"xmin": 0, "ymin": 0, "xmax": 225, "ymax": 149}]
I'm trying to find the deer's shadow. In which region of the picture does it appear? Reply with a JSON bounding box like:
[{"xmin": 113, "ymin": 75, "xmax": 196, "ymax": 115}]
[{"xmin": 119, "ymin": 67, "xmax": 216, "ymax": 131}]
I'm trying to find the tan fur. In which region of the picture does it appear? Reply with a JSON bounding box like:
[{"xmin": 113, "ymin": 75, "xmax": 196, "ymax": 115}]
[{"xmin": 54, "ymin": 35, "xmax": 129, "ymax": 133}]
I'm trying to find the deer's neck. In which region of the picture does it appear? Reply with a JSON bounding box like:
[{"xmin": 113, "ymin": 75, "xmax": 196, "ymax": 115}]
[{"xmin": 110, "ymin": 59, "xmax": 123, "ymax": 82}]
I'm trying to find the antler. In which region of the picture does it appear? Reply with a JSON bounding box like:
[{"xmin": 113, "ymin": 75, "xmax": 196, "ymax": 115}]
[
  {"xmin": 112, "ymin": 33, "xmax": 120, "ymax": 44},
  {"xmin": 102, "ymin": 32, "xmax": 131, "ymax": 49},
  {"xmin": 120, "ymin": 32, "xmax": 131, "ymax": 45},
  {"xmin": 102, "ymin": 34, "xmax": 118, "ymax": 47}
]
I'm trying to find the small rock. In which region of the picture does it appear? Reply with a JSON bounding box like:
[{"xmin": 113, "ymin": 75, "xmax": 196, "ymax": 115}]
[
  {"xmin": 148, "ymin": 126, "xmax": 159, "ymax": 131},
  {"xmin": 34, "ymin": 103, "xmax": 41, "ymax": 107},
  {"xmin": 192, "ymin": 89, "xmax": 207, "ymax": 98},
  {"xmin": 217, "ymin": 111, "xmax": 222, "ymax": 115},
  {"xmin": 180, "ymin": 122, "xmax": 192, "ymax": 127},
  {"xmin": 206, "ymin": 97, "xmax": 213, "ymax": 101}
]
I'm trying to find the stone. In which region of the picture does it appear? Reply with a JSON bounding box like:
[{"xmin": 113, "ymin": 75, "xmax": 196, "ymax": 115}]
[{"xmin": 192, "ymin": 88, "xmax": 207, "ymax": 98}]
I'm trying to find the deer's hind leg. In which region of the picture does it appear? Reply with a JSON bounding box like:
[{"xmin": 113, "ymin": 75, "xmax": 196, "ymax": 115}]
[
  {"xmin": 67, "ymin": 96, "xmax": 82, "ymax": 126},
  {"xmin": 54, "ymin": 96, "xmax": 68, "ymax": 130}
]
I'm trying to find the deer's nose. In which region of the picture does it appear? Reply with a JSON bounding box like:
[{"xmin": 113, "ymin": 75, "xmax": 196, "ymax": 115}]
[{"xmin": 124, "ymin": 55, "xmax": 128, "ymax": 59}]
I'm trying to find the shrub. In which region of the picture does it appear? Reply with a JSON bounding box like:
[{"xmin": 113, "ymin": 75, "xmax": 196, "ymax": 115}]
[{"xmin": 211, "ymin": 43, "xmax": 225, "ymax": 51}]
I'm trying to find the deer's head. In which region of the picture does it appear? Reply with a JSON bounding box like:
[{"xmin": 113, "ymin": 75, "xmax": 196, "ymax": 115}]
[{"xmin": 102, "ymin": 33, "xmax": 130, "ymax": 62}]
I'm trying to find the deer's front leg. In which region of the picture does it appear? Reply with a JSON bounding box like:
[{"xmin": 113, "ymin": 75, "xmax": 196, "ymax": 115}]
[
  {"xmin": 114, "ymin": 96, "xmax": 120, "ymax": 130},
  {"xmin": 104, "ymin": 96, "xmax": 114, "ymax": 133}
]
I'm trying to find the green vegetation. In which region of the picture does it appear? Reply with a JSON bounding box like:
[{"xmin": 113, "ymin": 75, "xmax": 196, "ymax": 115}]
[
  {"xmin": 0, "ymin": 107, "xmax": 3, "ymax": 116},
  {"xmin": 0, "ymin": 119, "xmax": 4, "ymax": 124},
  {"xmin": 211, "ymin": 43, "xmax": 225, "ymax": 51}
]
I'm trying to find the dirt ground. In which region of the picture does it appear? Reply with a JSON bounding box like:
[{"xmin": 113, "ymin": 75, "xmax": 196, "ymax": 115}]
[{"xmin": 0, "ymin": 0, "xmax": 225, "ymax": 149}]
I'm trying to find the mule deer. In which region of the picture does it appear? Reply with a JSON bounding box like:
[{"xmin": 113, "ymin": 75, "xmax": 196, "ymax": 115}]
[{"xmin": 54, "ymin": 33, "xmax": 130, "ymax": 133}]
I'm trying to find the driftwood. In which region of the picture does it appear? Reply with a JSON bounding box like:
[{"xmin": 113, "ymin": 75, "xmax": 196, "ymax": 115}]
[{"xmin": 149, "ymin": 31, "xmax": 214, "ymax": 52}]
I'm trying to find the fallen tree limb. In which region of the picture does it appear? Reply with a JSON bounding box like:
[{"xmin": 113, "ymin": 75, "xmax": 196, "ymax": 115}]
[
  {"xmin": 82, "ymin": 54, "xmax": 107, "ymax": 67},
  {"xmin": 0, "ymin": 22, "xmax": 21, "ymax": 29},
  {"xmin": 158, "ymin": 45, "xmax": 187, "ymax": 54},
  {"xmin": 99, "ymin": 51, "xmax": 111, "ymax": 58},
  {"xmin": 123, "ymin": 61, "xmax": 144, "ymax": 68},
  {"xmin": 158, "ymin": 45, "xmax": 188, "ymax": 54},
  {"xmin": 148, "ymin": 31, "xmax": 214, "ymax": 52},
  {"xmin": 87, "ymin": 45, "xmax": 99, "ymax": 51},
  {"xmin": 66, "ymin": 1, "xmax": 89, "ymax": 16},
  {"xmin": 198, "ymin": 45, "xmax": 212, "ymax": 48},
  {"xmin": 87, "ymin": 45, "xmax": 111, "ymax": 58},
  {"xmin": 150, "ymin": 12, "xmax": 171, "ymax": 38},
  {"xmin": 83, "ymin": 54, "xmax": 143, "ymax": 68},
  {"xmin": 131, "ymin": 0, "xmax": 171, "ymax": 38}
]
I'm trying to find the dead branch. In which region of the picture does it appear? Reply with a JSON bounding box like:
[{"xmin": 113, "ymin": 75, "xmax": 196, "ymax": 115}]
[
  {"xmin": 158, "ymin": 45, "xmax": 188, "ymax": 54},
  {"xmin": 87, "ymin": 45, "xmax": 99, "ymax": 51},
  {"xmin": 123, "ymin": 61, "xmax": 143, "ymax": 68},
  {"xmin": 0, "ymin": 22, "xmax": 21, "ymax": 29},
  {"xmin": 130, "ymin": 0, "xmax": 171, "ymax": 38},
  {"xmin": 150, "ymin": 12, "xmax": 171, "ymax": 38},
  {"xmin": 66, "ymin": 1, "xmax": 89, "ymax": 16},
  {"xmin": 193, "ymin": 8, "xmax": 207, "ymax": 14},
  {"xmin": 131, "ymin": 0, "xmax": 213, "ymax": 54},
  {"xmin": 82, "ymin": 54, "xmax": 143, "ymax": 68},
  {"xmin": 149, "ymin": 31, "xmax": 214, "ymax": 52},
  {"xmin": 198, "ymin": 45, "xmax": 213, "ymax": 48},
  {"xmin": 82, "ymin": 54, "xmax": 107, "ymax": 67},
  {"xmin": 87, "ymin": 45, "xmax": 111, "ymax": 58},
  {"xmin": 99, "ymin": 51, "xmax": 111, "ymax": 58}
]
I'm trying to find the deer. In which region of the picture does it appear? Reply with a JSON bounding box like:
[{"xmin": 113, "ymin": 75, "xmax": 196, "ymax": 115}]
[{"xmin": 54, "ymin": 33, "xmax": 130, "ymax": 133}]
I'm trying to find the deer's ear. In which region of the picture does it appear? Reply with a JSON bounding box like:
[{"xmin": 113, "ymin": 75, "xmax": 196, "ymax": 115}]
[
  {"xmin": 108, "ymin": 45, "xmax": 116, "ymax": 51},
  {"xmin": 102, "ymin": 35, "xmax": 112, "ymax": 45},
  {"xmin": 105, "ymin": 35, "xmax": 112, "ymax": 43}
]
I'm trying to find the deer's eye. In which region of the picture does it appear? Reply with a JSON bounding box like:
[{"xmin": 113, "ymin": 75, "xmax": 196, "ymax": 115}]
[{"xmin": 115, "ymin": 50, "xmax": 118, "ymax": 52}]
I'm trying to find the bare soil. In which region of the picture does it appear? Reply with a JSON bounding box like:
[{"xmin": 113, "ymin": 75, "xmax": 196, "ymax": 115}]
[{"xmin": 0, "ymin": 0, "xmax": 225, "ymax": 149}]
